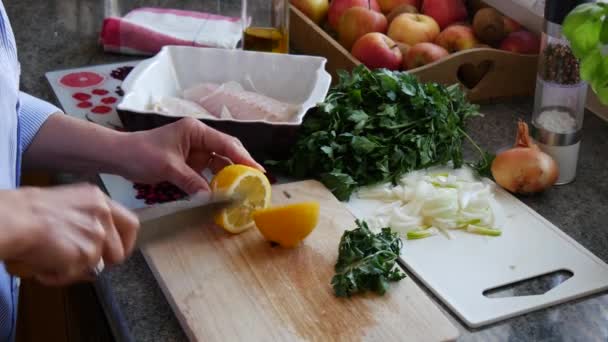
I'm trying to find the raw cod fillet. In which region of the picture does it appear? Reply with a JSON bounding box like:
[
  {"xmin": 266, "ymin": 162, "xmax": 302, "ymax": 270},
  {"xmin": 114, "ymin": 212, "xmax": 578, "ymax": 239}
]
[
  {"xmin": 182, "ymin": 82, "xmax": 297, "ymax": 122},
  {"xmin": 150, "ymin": 96, "xmax": 217, "ymax": 119}
]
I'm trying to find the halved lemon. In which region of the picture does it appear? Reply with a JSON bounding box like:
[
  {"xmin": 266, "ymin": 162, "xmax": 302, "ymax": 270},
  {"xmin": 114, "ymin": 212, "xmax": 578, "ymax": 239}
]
[
  {"xmin": 210, "ymin": 165, "xmax": 271, "ymax": 233},
  {"xmin": 252, "ymin": 202, "xmax": 320, "ymax": 248}
]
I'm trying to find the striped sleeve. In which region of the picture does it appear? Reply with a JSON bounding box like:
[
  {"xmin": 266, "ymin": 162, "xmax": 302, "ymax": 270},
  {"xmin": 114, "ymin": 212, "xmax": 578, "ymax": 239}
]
[{"xmin": 17, "ymin": 92, "xmax": 61, "ymax": 152}]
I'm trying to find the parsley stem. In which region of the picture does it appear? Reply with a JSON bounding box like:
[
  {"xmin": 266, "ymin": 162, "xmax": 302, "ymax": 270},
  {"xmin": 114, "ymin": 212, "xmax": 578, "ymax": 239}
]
[
  {"xmin": 334, "ymin": 250, "xmax": 399, "ymax": 275},
  {"xmin": 458, "ymin": 127, "xmax": 485, "ymax": 160}
]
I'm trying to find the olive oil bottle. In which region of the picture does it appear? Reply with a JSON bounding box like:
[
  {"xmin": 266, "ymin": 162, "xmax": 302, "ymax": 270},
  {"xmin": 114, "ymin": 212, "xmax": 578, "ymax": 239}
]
[
  {"xmin": 242, "ymin": 0, "xmax": 289, "ymax": 53},
  {"xmin": 243, "ymin": 27, "xmax": 288, "ymax": 53}
]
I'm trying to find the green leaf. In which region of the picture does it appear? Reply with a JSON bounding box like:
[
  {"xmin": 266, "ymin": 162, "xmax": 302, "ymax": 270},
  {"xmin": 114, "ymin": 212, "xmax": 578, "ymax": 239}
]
[
  {"xmin": 595, "ymin": 83, "xmax": 608, "ymax": 105},
  {"xmin": 601, "ymin": 17, "xmax": 608, "ymax": 44},
  {"xmin": 267, "ymin": 67, "xmax": 479, "ymax": 200},
  {"xmin": 321, "ymin": 172, "xmax": 357, "ymax": 201},
  {"xmin": 468, "ymin": 150, "xmax": 496, "ymax": 179},
  {"xmin": 332, "ymin": 220, "xmax": 405, "ymax": 297},
  {"xmin": 320, "ymin": 145, "xmax": 334, "ymax": 159},
  {"xmin": 580, "ymin": 50, "xmax": 602, "ymax": 82},
  {"xmin": 563, "ymin": 3, "xmax": 604, "ymax": 57},
  {"xmin": 348, "ymin": 109, "xmax": 368, "ymax": 122},
  {"xmin": 351, "ymin": 136, "xmax": 377, "ymax": 153}
]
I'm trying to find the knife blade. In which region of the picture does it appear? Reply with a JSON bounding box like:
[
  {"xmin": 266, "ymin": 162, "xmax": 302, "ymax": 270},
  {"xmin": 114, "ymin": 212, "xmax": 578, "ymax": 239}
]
[{"xmin": 133, "ymin": 192, "xmax": 238, "ymax": 246}]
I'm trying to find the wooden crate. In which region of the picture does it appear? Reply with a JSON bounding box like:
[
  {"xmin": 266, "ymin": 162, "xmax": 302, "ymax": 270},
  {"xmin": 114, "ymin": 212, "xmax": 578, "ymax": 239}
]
[
  {"xmin": 289, "ymin": 3, "xmax": 608, "ymax": 120},
  {"xmin": 290, "ymin": 5, "xmax": 538, "ymax": 104}
]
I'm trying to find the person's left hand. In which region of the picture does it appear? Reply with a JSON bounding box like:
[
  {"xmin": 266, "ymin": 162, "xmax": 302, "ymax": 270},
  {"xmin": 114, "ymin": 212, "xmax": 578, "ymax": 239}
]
[{"xmin": 117, "ymin": 117, "xmax": 265, "ymax": 194}]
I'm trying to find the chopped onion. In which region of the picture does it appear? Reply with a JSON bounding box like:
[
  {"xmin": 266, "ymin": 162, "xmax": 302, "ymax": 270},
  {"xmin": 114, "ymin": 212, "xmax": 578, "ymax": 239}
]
[{"xmin": 356, "ymin": 166, "xmax": 502, "ymax": 240}]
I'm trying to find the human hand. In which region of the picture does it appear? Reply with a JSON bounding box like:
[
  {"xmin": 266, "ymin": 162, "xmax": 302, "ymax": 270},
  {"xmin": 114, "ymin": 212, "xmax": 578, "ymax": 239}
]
[
  {"xmin": 117, "ymin": 118, "xmax": 265, "ymax": 194},
  {"xmin": 6, "ymin": 184, "xmax": 139, "ymax": 286}
]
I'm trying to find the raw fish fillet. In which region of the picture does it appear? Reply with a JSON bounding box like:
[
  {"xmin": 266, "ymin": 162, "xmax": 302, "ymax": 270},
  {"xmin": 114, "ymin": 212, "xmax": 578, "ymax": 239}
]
[
  {"xmin": 182, "ymin": 82, "xmax": 297, "ymax": 122},
  {"xmin": 151, "ymin": 96, "xmax": 217, "ymax": 119}
]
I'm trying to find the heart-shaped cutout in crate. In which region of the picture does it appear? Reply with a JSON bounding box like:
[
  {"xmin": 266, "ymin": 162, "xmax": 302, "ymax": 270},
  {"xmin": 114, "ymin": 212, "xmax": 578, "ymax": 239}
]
[{"xmin": 457, "ymin": 60, "xmax": 494, "ymax": 89}]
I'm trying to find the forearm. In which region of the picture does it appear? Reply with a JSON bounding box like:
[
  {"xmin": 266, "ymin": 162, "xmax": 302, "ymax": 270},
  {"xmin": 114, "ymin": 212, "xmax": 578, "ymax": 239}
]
[
  {"xmin": 0, "ymin": 189, "xmax": 36, "ymax": 260},
  {"xmin": 22, "ymin": 114, "xmax": 131, "ymax": 175}
]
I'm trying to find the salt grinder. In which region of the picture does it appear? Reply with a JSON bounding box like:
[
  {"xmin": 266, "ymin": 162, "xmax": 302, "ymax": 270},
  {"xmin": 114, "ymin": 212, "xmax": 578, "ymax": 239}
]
[{"xmin": 531, "ymin": 0, "xmax": 590, "ymax": 185}]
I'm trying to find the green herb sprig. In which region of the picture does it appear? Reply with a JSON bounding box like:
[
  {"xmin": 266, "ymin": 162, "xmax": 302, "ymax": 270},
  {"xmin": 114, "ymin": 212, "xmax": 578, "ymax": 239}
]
[
  {"xmin": 563, "ymin": 2, "xmax": 608, "ymax": 104},
  {"xmin": 269, "ymin": 66, "xmax": 483, "ymax": 200},
  {"xmin": 331, "ymin": 220, "xmax": 405, "ymax": 297}
]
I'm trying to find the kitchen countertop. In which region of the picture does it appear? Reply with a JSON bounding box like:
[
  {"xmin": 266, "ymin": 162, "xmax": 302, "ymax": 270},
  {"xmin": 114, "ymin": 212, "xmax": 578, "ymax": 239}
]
[{"xmin": 6, "ymin": 1, "xmax": 608, "ymax": 341}]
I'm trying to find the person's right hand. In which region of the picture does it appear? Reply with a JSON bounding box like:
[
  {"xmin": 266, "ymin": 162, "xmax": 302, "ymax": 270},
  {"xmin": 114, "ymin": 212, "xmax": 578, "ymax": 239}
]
[{"xmin": 7, "ymin": 184, "xmax": 139, "ymax": 286}]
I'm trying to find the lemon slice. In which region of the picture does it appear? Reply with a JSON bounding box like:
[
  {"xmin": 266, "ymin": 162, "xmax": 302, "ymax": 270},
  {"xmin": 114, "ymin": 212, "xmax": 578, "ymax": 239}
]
[
  {"xmin": 210, "ymin": 165, "xmax": 271, "ymax": 233},
  {"xmin": 253, "ymin": 202, "xmax": 320, "ymax": 248}
]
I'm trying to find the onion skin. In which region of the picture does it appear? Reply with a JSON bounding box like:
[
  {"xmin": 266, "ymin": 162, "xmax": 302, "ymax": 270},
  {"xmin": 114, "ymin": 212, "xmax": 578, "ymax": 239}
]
[{"xmin": 491, "ymin": 121, "xmax": 559, "ymax": 194}]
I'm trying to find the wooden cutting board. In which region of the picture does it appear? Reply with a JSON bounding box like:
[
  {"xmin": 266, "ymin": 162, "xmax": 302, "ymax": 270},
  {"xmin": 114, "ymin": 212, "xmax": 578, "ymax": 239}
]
[{"xmin": 141, "ymin": 180, "xmax": 459, "ymax": 341}]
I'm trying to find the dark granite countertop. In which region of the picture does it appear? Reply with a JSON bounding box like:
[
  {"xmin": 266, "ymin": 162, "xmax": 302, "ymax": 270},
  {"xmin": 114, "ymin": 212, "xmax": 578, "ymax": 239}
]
[{"xmin": 6, "ymin": 1, "xmax": 608, "ymax": 341}]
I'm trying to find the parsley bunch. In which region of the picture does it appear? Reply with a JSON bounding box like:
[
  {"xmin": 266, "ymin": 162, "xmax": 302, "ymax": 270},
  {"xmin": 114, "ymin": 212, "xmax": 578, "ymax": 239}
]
[
  {"xmin": 332, "ymin": 220, "xmax": 405, "ymax": 297},
  {"xmin": 271, "ymin": 66, "xmax": 481, "ymax": 200}
]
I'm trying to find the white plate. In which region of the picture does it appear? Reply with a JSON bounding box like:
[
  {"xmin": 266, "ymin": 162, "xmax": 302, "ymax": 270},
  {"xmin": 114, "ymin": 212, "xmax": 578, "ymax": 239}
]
[{"xmin": 117, "ymin": 46, "xmax": 332, "ymax": 125}]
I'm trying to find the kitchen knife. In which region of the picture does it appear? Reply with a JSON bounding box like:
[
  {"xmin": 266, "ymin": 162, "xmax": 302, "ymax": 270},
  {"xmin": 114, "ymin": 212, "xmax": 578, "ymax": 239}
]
[
  {"xmin": 133, "ymin": 191, "xmax": 238, "ymax": 246},
  {"xmin": 6, "ymin": 192, "xmax": 239, "ymax": 278}
]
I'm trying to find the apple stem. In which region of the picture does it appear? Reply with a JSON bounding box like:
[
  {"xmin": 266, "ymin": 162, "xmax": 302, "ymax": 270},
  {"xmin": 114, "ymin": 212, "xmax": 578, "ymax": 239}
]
[{"xmin": 368, "ymin": 0, "xmax": 371, "ymax": 10}]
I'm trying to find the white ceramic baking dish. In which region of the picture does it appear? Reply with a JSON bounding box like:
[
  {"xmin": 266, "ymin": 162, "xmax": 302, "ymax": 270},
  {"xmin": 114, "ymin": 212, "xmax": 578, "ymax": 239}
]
[{"xmin": 116, "ymin": 46, "xmax": 331, "ymax": 159}]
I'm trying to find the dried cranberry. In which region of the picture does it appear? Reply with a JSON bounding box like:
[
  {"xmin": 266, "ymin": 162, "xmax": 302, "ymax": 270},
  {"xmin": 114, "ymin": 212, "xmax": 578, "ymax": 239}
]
[
  {"xmin": 134, "ymin": 181, "xmax": 187, "ymax": 205},
  {"xmin": 115, "ymin": 86, "xmax": 125, "ymax": 97},
  {"xmin": 110, "ymin": 66, "xmax": 135, "ymax": 81}
]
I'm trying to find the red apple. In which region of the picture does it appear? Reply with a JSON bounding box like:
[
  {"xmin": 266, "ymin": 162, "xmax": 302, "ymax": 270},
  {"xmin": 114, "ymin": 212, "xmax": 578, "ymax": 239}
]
[
  {"xmin": 435, "ymin": 24, "xmax": 478, "ymax": 52},
  {"xmin": 404, "ymin": 42, "xmax": 449, "ymax": 69},
  {"xmin": 421, "ymin": 0, "xmax": 468, "ymax": 30},
  {"xmin": 388, "ymin": 13, "xmax": 440, "ymax": 46},
  {"xmin": 352, "ymin": 32, "xmax": 403, "ymax": 70},
  {"xmin": 338, "ymin": 7, "xmax": 388, "ymax": 50},
  {"xmin": 328, "ymin": 0, "xmax": 381, "ymax": 30},
  {"xmin": 395, "ymin": 42, "xmax": 411, "ymax": 57},
  {"xmin": 387, "ymin": 4, "xmax": 418, "ymax": 24},
  {"xmin": 378, "ymin": 0, "xmax": 419, "ymax": 14},
  {"xmin": 291, "ymin": 0, "xmax": 330, "ymax": 24},
  {"xmin": 503, "ymin": 17, "xmax": 522, "ymax": 34},
  {"xmin": 500, "ymin": 30, "xmax": 540, "ymax": 54}
]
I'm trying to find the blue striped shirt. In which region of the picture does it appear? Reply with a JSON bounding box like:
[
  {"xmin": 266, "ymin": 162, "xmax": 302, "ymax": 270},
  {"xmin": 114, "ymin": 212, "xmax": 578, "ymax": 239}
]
[{"xmin": 0, "ymin": 1, "xmax": 61, "ymax": 340}]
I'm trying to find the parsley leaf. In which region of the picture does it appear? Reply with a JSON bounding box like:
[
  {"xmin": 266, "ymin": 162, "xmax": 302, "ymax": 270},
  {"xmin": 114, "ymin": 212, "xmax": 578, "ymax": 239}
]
[
  {"xmin": 331, "ymin": 220, "xmax": 406, "ymax": 297},
  {"xmin": 270, "ymin": 66, "xmax": 484, "ymax": 200}
]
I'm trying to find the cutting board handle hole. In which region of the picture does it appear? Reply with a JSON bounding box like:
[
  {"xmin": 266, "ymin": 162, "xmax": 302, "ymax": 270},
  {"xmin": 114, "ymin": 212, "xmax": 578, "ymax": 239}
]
[{"xmin": 483, "ymin": 269, "xmax": 573, "ymax": 298}]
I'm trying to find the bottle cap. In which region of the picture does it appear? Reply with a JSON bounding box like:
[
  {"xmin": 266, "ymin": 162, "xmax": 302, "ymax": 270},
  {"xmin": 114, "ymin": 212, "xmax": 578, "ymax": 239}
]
[{"xmin": 545, "ymin": 0, "xmax": 592, "ymax": 25}]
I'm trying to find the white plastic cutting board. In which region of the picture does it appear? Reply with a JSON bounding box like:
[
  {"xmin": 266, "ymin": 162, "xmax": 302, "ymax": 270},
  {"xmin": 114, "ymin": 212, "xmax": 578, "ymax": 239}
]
[{"xmin": 347, "ymin": 187, "xmax": 608, "ymax": 328}]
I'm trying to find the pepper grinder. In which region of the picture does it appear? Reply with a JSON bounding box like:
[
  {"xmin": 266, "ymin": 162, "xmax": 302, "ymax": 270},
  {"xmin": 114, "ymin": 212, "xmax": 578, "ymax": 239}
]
[{"xmin": 531, "ymin": 0, "xmax": 591, "ymax": 185}]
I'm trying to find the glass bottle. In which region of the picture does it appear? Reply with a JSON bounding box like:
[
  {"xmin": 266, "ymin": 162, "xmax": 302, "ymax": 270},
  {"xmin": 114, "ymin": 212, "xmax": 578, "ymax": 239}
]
[
  {"xmin": 531, "ymin": 0, "xmax": 590, "ymax": 185},
  {"xmin": 242, "ymin": 0, "xmax": 290, "ymax": 53}
]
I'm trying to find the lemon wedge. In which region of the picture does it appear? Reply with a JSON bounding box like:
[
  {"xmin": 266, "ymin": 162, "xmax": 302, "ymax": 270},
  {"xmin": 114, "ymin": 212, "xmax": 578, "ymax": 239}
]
[
  {"xmin": 210, "ymin": 165, "xmax": 271, "ymax": 233},
  {"xmin": 253, "ymin": 202, "xmax": 320, "ymax": 248}
]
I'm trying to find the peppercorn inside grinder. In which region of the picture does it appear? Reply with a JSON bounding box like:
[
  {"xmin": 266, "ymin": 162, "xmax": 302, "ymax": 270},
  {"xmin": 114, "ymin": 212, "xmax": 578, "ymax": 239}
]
[{"xmin": 531, "ymin": 0, "xmax": 590, "ymax": 185}]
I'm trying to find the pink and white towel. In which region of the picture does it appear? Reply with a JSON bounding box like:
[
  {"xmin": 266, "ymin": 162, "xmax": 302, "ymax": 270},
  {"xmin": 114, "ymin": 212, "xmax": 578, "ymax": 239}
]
[{"xmin": 100, "ymin": 7, "xmax": 244, "ymax": 55}]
